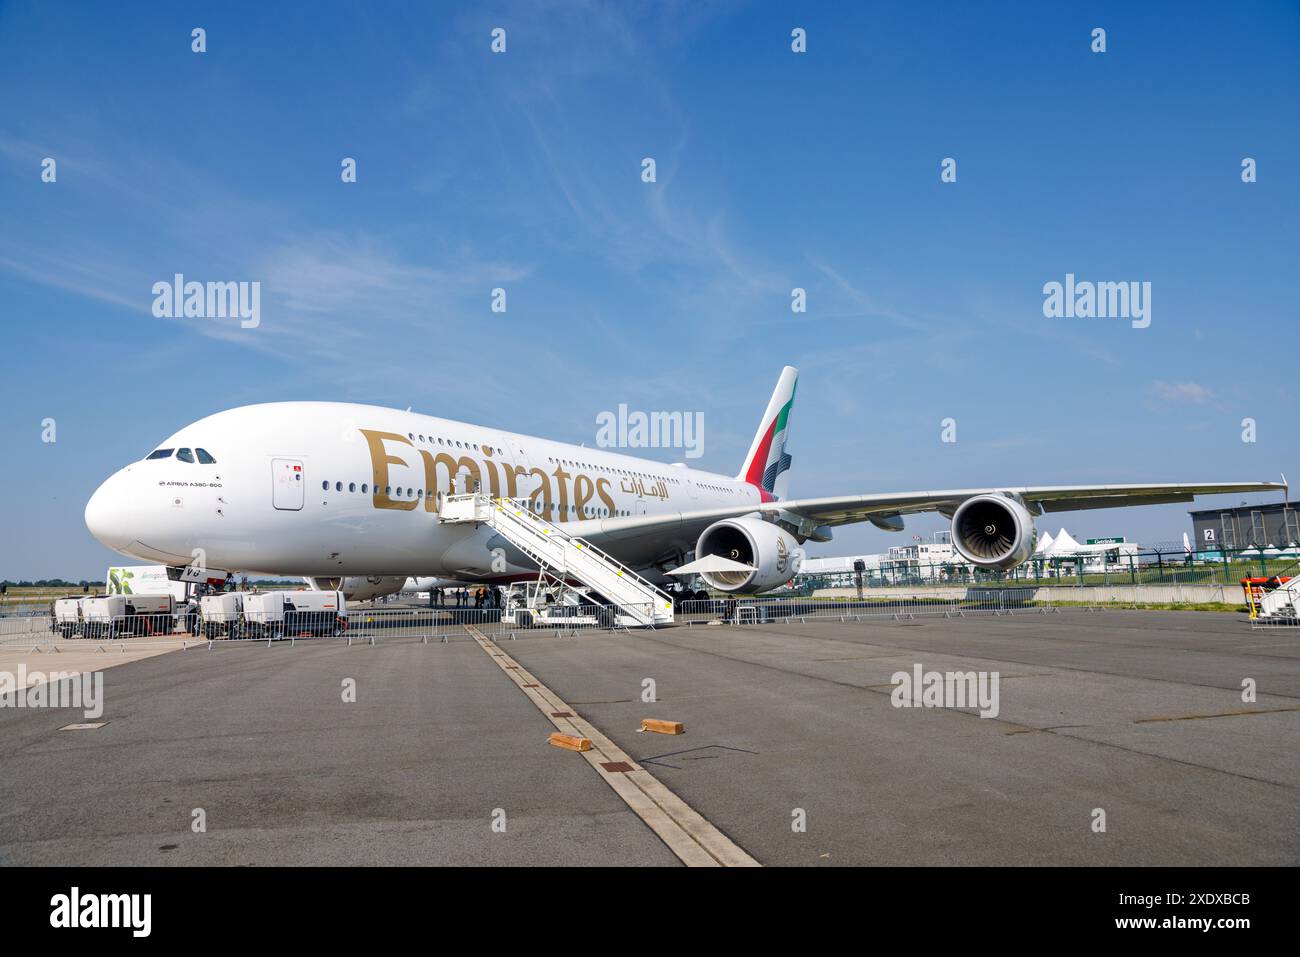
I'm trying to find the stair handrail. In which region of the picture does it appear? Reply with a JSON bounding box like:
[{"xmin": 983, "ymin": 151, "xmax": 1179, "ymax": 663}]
[{"xmin": 488, "ymin": 496, "xmax": 674, "ymax": 607}]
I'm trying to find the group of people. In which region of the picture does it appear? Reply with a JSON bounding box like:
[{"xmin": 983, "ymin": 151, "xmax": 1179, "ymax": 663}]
[{"xmin": 432, "ymin": 586, "xmax": 499, "ymax": 609}]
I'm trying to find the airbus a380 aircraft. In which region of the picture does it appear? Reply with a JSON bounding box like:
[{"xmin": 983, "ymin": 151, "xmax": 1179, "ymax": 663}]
[{"xmin": 85, "ymin": 367, "xmax": 1280, "ymax": 598}]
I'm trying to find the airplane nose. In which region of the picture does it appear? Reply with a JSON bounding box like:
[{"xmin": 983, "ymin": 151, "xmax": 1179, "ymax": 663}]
[{"xmin": 85, "ymin": 470, "xmax": 134, "ymax": 550}]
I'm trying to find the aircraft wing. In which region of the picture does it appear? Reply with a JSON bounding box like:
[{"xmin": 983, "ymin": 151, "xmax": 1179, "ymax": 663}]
[
  {"xmin": 572, "ymin": 481, "xmax": 1284, "ymax": 555},
  {"xmin": 756, "ymin": 481, "xmax": 1287, "ymax": 527}
]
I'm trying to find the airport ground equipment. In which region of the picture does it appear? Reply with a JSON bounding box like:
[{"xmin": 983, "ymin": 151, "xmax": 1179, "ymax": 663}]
[
  {"xmin": 243, "ymin": 590, "xmax": 347, "ymax": 639},
  {"xmin": 199, "ymin": 592, "xmax": 245, "ymax": 638},
  {"xmin": 499, "ymin": 580, "xmax": 610, "ymax": 629},
  {"xmin": 51, "ymin": 597, "xmax": 84, "ymax": 638},
  {"xmin": 80, "ymin": 594, "xmax": 175, "ymax": 639},
  {"xmin": 1245, "ymin": 567, "xmax": 1300, "ymax": 621},
  {"xmin": 438, "ymin": 492, "xmax": 674, "ymax": 627},
  {"xmin": 106, "ymin": 564, "xmax": 189, "ymax": 602}
]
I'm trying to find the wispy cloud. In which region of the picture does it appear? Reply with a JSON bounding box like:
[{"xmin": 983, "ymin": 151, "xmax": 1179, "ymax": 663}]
[
  {"xmin": 1148, "ymin": 380, "xmax": 1216, "ymax": 406},
  {"xmin": 260, "ymin": 234, "xmax": 530, "ymax": 327},
  {"xmin": 0, "ymin": 253, "xmax": 139, "ymax": 312},
  {"xmin": 805, "ymin": 258, "xmax": 935, "ymax": 333}
]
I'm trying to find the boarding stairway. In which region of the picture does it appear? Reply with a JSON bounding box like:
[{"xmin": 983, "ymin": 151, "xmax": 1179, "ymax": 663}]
[
  {"xmin": 438, "ymin": 492, "xmax": 675, "ymax": 627},
  {"xmin": 1251, "ymin": 559, "xmax": 1300, "ymax": 621}
]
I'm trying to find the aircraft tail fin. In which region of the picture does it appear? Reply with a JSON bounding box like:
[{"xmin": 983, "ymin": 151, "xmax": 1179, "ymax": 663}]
[{"xmin": 737, "ymin": 366, "xmax": 798, "ymax": 501}]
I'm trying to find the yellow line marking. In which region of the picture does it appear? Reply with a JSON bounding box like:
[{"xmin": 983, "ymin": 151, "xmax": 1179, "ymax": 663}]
[
  {"xmin": 464, "ymin": 624, "xmax": 758, "ymax": 867},
  {"xmin": 1134, "ymin": 706, "xmax": 1300, "ymax": 723}
]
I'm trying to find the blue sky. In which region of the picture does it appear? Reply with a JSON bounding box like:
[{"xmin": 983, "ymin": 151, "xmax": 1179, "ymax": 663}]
[{"xmin": 1, "ymin": 0, "xmax": 1296, "ymax": 578}]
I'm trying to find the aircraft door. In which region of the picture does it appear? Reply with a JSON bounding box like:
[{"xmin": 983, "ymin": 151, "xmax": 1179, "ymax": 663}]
[{"xmin": 272, "ymin": 458, "xmax": 305, "ymax": 511}]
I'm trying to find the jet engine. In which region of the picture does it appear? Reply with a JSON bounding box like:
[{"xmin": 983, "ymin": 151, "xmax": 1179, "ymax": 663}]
[
  {"xmin": 949, "ymin": 494, "xmax": 1038, "ymax": 570},
  {"xmin": 694, "ymin": 516, "xmax": 804, "ymax": 593},
  {"xmin": 306, "ymin": 575, "xmax": 407, "ymax": 602}
]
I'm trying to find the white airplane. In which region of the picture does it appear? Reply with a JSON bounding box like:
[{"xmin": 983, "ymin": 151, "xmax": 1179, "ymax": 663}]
[{"xmin": 84, "ymin": 366, "xmax": 1281, "ymax": 597}]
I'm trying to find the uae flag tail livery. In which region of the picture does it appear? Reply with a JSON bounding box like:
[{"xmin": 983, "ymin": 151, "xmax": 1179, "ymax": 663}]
[{"xmin": 738, "ymin": 365, "xmax": 797, "ymax": 503}]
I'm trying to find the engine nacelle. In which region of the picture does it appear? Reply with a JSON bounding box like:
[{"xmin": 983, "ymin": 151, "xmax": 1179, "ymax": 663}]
[
  {"xmin": 694, "ymin": 516, "xmax": 804, "ymax": 593},
  {"xmin": 306, "ymin": 575, "xmax": 407, "ymax": 602},
  {"xmin": 950, "ymin": 494, "xmax": 1038, "ymax": 570}
]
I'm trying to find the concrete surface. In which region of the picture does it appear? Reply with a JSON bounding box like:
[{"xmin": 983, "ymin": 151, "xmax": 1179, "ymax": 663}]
[
  {"xmin": 502, "ymin": 609, "xmax": 1300, "ymax": 865},
  {"xmin": 1, "ymin": 609, "xmax": 1295, "ymax": 866}
]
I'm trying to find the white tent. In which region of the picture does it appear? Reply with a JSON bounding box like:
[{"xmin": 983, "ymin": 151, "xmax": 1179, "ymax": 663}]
[
  {"xmin": 1045, "ymin": 528, "xmax": 1083, "ymax": 556},
  {"xmin": 1034, "ymin": 531, "xmax": 1055, "ymax": 555}
]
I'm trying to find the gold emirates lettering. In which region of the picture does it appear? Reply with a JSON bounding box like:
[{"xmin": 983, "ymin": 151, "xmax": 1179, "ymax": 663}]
[{"xmin": 359, "ymin": 429, "xmax": 625, "ymax": 520}]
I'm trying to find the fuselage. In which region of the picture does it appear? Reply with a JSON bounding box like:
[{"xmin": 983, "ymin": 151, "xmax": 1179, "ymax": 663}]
[{"xmin": 85, "ymin": 402, "xmax": 762, "ymax": 581}]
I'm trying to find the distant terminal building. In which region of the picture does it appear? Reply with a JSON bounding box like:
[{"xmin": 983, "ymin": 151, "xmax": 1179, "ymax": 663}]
[{"xmin": 1189, "ymin": 501, "xmax": 1300, "ymax": 551}]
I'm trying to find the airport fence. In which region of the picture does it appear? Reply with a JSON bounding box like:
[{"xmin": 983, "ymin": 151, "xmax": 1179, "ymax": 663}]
[
  {"xmin": 2, "ymin": 579, "xmax": 1267, "ymax": 654},
  {"xmin": 798, "ymin": 545, "xmax": 1300, "ymax": 593},
  {"xmin": 2, "ymin": 602, "xmax": 655, "ymax": 651},
  {"xmin": 673, "ymin": 588, "xmax": 1045, "ymax": 625}
]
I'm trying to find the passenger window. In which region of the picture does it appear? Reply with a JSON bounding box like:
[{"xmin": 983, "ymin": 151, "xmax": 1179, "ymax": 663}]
[
  {"xmin": 146, "ymin": 448, "xmax": 174, "ymax": 460},
  {"xmin": 177, "ymin": 448, "xmax": 194, "ymax": 463},
  {"xmin": 196, "ymin": 448, "xmax": 216, "ymax": 464},
  {"xmin": 349, "ymin": 483, "xmax": 356, "ymax": 493},
  {"xmin": 362, "ymin": 484, "xmax": 368, "ymax": 493},
  {"xmin": 322, "ymin": 481, "xmax": 329, "ymax": 491}
]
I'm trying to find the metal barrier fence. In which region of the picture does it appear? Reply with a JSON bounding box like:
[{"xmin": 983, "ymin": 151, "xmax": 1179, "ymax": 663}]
[
  {"xmin": 3, "ymin": 604, "xmax": 647, "ymax": 650},
  {"xmin": 2, "ymin": 581, "xmax": 1272, "ymax": 652},
  {"xmin": 799, "ymin": 546, "xmax": 1300, "ymax": 592},
  {"xmin": 1250, "ymin": 611, "xmax": 1300, "ymax": 630},
  {"xmin": 675, "ymin": 588, "xmax": 1050, "ymax": 625}
]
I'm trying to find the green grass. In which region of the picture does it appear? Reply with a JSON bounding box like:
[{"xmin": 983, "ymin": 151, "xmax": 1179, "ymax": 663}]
[
  {"xmin": 0, "ymin": 586, "xmax": 75, "ymax": 607},
  {"xmin": 1024, "ymin": 600, "xmax": 1245, "ymax": 613}
]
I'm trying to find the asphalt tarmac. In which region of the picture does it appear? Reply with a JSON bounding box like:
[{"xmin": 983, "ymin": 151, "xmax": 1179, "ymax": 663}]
[{"xmin": 1, "ymin": 610, "xmax": 1294, "ymax": 865}]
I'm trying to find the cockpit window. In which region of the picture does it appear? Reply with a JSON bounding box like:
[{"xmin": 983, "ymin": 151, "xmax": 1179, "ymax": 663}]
[
  {"xmin": 176, "ymin": 448, "xmax": 195, "ymax": 463},
  {"xmin": 196, "ymin": 448, "xmax": 216, "ymax": 464},
  {"xmin": 146, "ymin": 448, "xmax": 174, "ymax": 460}
]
